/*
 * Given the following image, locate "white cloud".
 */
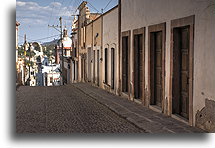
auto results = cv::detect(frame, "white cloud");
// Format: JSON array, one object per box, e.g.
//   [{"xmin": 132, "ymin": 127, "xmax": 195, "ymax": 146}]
[
  {"xmin": 16, "ymin": 1, "xmax": 26, "ymax": 7},
  {"xmin": 16, "ymin": 1, "xmax": 75, "ymax": 26},
  {"xmin": 50, "ymin": 2, "xmax": 62, "ymax": 8}
]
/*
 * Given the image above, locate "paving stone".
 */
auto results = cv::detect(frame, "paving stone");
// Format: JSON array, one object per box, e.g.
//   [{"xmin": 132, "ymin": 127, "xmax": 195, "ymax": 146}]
[
  {"xmin": 73, "ymin": 83, "xmax": 205, "ymax": 133},
  {"xmin": 16, "ymin": 85, "xmax": 145, "ymax": 133}
]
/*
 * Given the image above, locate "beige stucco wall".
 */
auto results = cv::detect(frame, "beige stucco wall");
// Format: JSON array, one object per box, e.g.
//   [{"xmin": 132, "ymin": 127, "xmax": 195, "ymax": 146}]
[
  {"xmin": 86, "ymin": 23, "xmax": 92, "ymax": 46},
  {"xmin": 92, "ymin": 17, "xmax": 102, "ymax": 85},
  {"xmin": 103, "ymin": 7, "xmax": 119, "ymax": 93},
  {"xmin": 93, "ymin": 17, "xmax": 102, "ymax": 47},
  {"xmin": 121, "ymin": 0, "xmax": 215, "ymax": 127}
]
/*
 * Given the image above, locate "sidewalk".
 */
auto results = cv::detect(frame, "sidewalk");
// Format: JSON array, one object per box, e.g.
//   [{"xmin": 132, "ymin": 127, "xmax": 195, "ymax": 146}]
[{"xmin": 73, "ymin": 83, "xmax": 205, "ymax": 133}]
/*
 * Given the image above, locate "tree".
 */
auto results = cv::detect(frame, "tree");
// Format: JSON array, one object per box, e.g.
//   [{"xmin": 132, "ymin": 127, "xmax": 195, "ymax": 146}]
[{"xmin": 43, "ymin": 44, "xmax": 55, "ymax": 60}]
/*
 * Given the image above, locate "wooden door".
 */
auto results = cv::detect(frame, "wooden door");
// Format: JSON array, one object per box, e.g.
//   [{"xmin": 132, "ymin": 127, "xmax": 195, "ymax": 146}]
[
  {"xmin": 111, "ymin": 48, "xmax": 115, "ymax": 89},
  {"xmin": 173, "ymin": 27, "xmax": 190, "ymax": 119},
  {"xmin": 88, "ymin": 48, "xmax": 91, "ymax": 82},
  {"xmin": 134, "ymin": 34, "xmax": 143, "ymax": 99},
  {"xmin": 154, "ymin": 32, "xmax": 162, "ymax": 107},
  {"xmin": 104, "ymin": 48, "xmax": 108, "ymax": 84},
  {"xmin": 97, "ymin": 50, "xmax": 99, "ymax": 86},
  {"xmin": 150, "ymin": 31, "xmax": 163, "ymax": 108},
  {"xmin": 122, "ymin": 36, "xmax": 129, "ymax": 93},
  {"xmin": 93, "ymin": 50, "xmax": 95, "ymax": 83}
]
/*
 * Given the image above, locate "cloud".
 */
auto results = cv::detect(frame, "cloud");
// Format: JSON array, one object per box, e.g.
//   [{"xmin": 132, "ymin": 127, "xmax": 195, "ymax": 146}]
[
  {"xmin": 16, "ymin": 1, "xmax": 75, "ymax": 26},
  {"xmin": 50, "ymin": 2, "xmax": 62, "ymax": 8}
]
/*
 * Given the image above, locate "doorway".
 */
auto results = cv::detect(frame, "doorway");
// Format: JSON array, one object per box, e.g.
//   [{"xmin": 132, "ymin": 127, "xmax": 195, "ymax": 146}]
[
  {"xmin": 172, "ymin": 27, "xmax": 190, "ymax": 119},
  {"xmin": 97, "ymin": 49, "xmax": 100, "ymax": 86},
  {"xmin": 88, "ymin": 47, "xmax": 92, "ymax": 82},
  {"xmin": 148, "ymin": 23, "xmax": 165, "ymax": 110},
  {"xmin": 133, "ymin": 34, "xmax": 143, "ymax": 99},
  {"xmin": 111, "ymin": 48, "xmax": 115, "ymax": 89},
  {"xmin": 171, "ymin": 15, "xmax": 194, "ymax": 123},
  {"xmin": 122, "ymin": 36, "xmax": 129, "ymax": 93},
  {"xmin": 150, "ymin": 31, "xmax": 163, "ymax": 107}
]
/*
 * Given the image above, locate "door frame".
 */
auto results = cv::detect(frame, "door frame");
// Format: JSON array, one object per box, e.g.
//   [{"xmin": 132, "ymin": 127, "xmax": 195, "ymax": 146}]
[
  {"xmin": 170, "ymin": 15, "xmax": 195, "ymax": 125},
  {"xmin": 133, "ymin": 27, "xmax": 145, "ymax": 104},
  {"xmin": 148, "ymin": 23, "xmax": 166, "ymax": 112},
  {"xmin": 120, "ymin": 30, "xmax": 131, "ymax": 98}
]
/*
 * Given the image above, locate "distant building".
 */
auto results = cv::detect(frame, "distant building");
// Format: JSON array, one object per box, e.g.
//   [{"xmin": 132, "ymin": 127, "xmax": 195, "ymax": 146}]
[
  {"xmin": 16, "ymin": 21, "xmax": 21, "ymax": 84},
  {"xmin": 42, "ymin": 64, "xmax": 61, "ymax": 86}
]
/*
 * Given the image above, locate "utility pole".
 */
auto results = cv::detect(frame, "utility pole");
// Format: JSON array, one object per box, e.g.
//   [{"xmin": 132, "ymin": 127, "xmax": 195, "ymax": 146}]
[
  {"xmin": 48, "ymin": 17, "xmax": 64, "ymax": 85},
  {"xmin": 28, "ymin": 43, "xmax": 32, "ymax": 86},
  {"xmin": 59, "ymin": 17, "xmax": 64, "ymax": 85}
]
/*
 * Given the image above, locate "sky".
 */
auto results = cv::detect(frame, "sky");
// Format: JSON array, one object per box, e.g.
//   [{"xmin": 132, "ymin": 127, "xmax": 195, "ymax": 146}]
[{"xmin": 16, "ymin": 0, "xmax": 118, "ymax": 45}]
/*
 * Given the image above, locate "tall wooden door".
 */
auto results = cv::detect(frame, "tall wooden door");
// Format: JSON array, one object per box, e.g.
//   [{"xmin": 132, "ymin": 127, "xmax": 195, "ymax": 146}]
[
  {"xmin": 97, "ymin": 50, "xmax": 100, "ymax": 86},
  {"xmin": 122, "ymin": 36, "xmax": 129, "ymax": 93},
  {"xmin": 111, "ymin": 48, "xmax": 115, "ymax": 89},
  {"xmin": 134, "ymin": 34, "xmax": 143, "ymax": 99},
  {"xmin": 154, "ymin": 32, "xmax": 162, "ymax": 107},
  {"xmin": 172, "ymin": 27, "xmax": 190, "ymax": 119},
  {"xmin": 93, "ymin": 50, "xmax": 95, "ymax": 83},
  {"xmin": 88, "ymin": 48, "xmax": 92, "ymax": 82},
  {"xmin": 150, "ymin": 31, "xmax": 163, "ymax": 108}
]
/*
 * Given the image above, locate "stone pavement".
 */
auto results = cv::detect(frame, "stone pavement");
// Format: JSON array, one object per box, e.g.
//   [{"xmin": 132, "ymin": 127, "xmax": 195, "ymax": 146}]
[
  {"xmin": 73, "ymin": 83, "xmax": 205, "ymax": 133},
  {"xmin": 16, "ymin": 85, "xmax": 145, "ymax": 133}
]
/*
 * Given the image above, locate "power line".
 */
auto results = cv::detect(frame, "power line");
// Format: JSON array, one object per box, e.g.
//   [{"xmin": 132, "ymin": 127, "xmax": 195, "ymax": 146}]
[
  {"xmin": 87, "ymin": 1, "xmax": 100, "ymax": 13},
  {"xmin": 103, "ymin": 0, "xmax": 113, "ymax": 11},
  {"xmin": 18, "ymin": 34, "xmax": 59, "ymax": 42}
]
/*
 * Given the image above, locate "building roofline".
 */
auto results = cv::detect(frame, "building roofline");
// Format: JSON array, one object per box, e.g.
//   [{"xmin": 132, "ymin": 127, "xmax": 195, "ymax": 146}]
[
  {"xmin": 78, "ymin": 1, "xmax": 87, "ymax": 10},
  {"xmin": 86, "ymin": 5, "xmax": 118, "ymax": 26}
]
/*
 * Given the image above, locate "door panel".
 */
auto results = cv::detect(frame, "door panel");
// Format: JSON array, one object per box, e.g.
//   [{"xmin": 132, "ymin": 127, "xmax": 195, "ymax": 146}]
[
  {"xmin": 180, "ymin": 27, "xmax": 189, "ymax": 119},
  {"xmin": 154, "ymin": 32, "xmax": 162, "ymax": 108},
  {"xmin": 88, "ymin": 48, "xmax": 91, "ymax": 82},
  {"xmin": 111, "ymin": 48, "xmax": 115, "ymax": 89},
  {"xmin": 134, "ymin": 34, "xmax": 143, "ymax": 99},
  {"xmin": 122, "ymin": 36, "xmax": 129, "ymax": 93},
  {"xmin": 172, "ymin": 27, "xmax": 190, "ymax": 119},
  {"xmin": 97, "ymin": 50, "xmax": 99, "ymax": 86}
]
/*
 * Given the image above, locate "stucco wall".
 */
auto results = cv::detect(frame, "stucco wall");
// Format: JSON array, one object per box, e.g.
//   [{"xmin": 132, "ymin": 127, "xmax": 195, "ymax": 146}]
[
  {"xmin": 103, "ymin": 7, "xmax": 119, "ymax": 93},
  {"xmin": 121, "ymin": 0, "xmax": 215, "ymax": 130},
  {"xmin": 93, "ymin": 17, "xmax": 102, "ymax": 47},
  {"xmin": 86, "ymin": 23, "xmax": 92, "ymax": 46}
]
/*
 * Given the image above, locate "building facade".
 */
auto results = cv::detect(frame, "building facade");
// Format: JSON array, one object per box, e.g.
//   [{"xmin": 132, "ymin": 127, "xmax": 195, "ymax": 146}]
[
  {"xmin": 75, "ymin": 0, "xmax": 215, "ymax": 132},
  {"xmin": 119, "ymin": 0, "xmax": 215, "ymax": 132},
  {"xmin": 102, "ymin": 6, "xmax": 119, "ymax": 94}
]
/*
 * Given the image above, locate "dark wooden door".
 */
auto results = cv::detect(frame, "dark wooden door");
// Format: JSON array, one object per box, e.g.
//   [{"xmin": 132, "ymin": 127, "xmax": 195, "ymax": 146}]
[
  {"xmin": 173, "ymin": 27, "xmax": 190, "ymax": 119},
  {"xmin": 150, "ymin": 31, "xmax": 163, "ymax": 107},
  {"xmin": 105, "ymin": 48, "xmax": 108, "ymax": 84},
  {"xmin": 97, "ymin": 50, "xmax": 99, "ymax": 86},
  {"xmin": 134, "ymin": 34, "xmax": 143, "ymax": 99},
  {"xmin": 93, "ymin": 50, "xmax": 95, "ymax": 83},
  {"xmin": 88, "ymin": 48, "xmax": 91, "ymax": 82},
  {"xmin": 111, "ymin": 48, "xmax": 115, "ymax": 89},
  {"xmin": 154, "ymin": 32, "xmax": 162, "ymax": 107},
  {"xmin": 122, "ymin": 36, "xmax": 129, "ymax": 93}
]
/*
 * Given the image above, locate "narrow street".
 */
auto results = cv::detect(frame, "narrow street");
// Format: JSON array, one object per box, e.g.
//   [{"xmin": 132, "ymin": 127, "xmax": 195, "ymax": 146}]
[
  {"xmin": 16, "ymin": 84, "xmax": 145, "ymax": 133},
  {"xmin": 16, "ymin": 83, "xmax": 204, "ymax": 133}
]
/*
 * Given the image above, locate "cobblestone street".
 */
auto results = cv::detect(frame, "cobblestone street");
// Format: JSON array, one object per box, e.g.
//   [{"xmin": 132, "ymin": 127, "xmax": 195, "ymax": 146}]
[
  {"xmin": 16, "ymin": 85, "xmax": 145, "ymax": 133},
  {"xmin": 16, "ymin": 83, "xmax": 204, "ymax": 133}
]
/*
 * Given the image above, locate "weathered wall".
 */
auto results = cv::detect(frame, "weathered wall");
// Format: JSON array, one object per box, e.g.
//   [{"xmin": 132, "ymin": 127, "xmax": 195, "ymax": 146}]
[
  {"xmin": 92, "ymin": 17, "xmax": 102, "ymax": 85},
  {"xmin": 93, "ymin": 17, "xmax": 102, "ymax": 47},
  {"xmin": 86, "ymin": 23, "xmax": 92, "ymax": 47},
  {"xmin": 85, "ymin": 23, "xmax": 93, "ymax": 81},
  {"xmin": 121, "ymin": 0, "xmax": 215, "ymax": 132},
  {"xmin": 103, "ymin": 7, "xmax": 119, "ymax": 93}
]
